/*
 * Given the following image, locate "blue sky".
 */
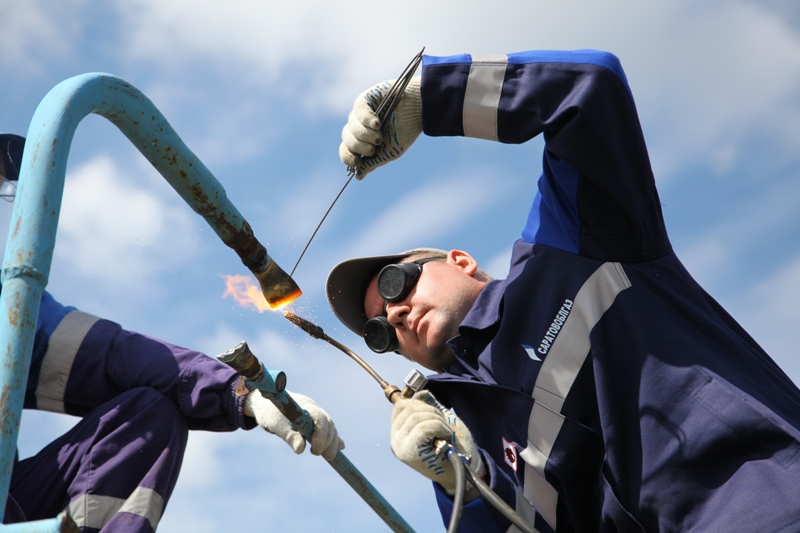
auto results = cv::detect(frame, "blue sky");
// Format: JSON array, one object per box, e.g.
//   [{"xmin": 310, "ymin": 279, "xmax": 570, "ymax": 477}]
[{"xmin": 2, "ymin": 1, "xmax": 800, "ymax": 531}]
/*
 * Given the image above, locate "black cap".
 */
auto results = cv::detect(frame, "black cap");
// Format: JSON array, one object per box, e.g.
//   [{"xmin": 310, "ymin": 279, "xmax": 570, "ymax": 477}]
[
  {"xmin": 325, "ymin": 248, "xmax": 446, "ymax": 336},
  {"xmin": 0, "ymin": 134, "xmax": 26, "ymax": 182}
]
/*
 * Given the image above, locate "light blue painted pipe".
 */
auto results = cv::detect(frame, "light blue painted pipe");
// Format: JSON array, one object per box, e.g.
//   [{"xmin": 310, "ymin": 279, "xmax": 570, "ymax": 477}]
[
  {"xmin": 0, "ymin": 73, "xmax": 347, "ymax": 527},
  {"xmin": 0, "ymin": 512, "xmax": 77, "ymax": 532}
]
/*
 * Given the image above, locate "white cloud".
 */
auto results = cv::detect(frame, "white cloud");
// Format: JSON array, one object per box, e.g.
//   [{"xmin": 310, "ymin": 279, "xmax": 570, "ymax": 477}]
[
  {"xmin": 483, "ymin": 246, "xmax": 514, "ymax": 280},
  {"xmin": 729, "ymin": 253, "xmax": 800, "ymax": 385},
  {"xmin": 0, "ymin": 1, "xmax": 84, "ymax": 79},
  {"xmin": 54, "ymin": 154, "xmax": 200, "ymax": 297},
  {"xmin": 344, "ymin": 174, "xmax": 504, "ymax": 259},
  {"xmin": 674, "ymin": 170, "xmax": 800, "ymax": 290},
  {"xmin": 16, "ymin": 410, "xmax": 79, "ymax": 460},
  {"xmin": 87, "ymin": 0, "xmax": 800, "ymax": 219},
  {"xmin": 626, "ymin": 2, "xmax": 800, "ymax": 181},
  {"xmin": 192, "ymin": 320, "xmax": 305, "ymax": 368},
  {"xmin": 270, "ymin": 168, "xmax": 356, "ymax": 251}
]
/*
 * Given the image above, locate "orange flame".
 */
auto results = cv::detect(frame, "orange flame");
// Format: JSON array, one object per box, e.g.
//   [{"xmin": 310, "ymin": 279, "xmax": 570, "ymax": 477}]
[{"xmin": 222, "ymin": 274, "xmax": 273, "ymax": 313}]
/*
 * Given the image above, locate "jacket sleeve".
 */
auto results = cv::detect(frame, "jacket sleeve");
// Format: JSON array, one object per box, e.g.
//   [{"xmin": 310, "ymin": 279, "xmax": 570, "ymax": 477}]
[
  {"xmin": 25, "ymin": 289, "xmax": 253, "ymax": 432},
  {"xmin": 420, "ymin": 49, "xmax": 671, "ymax": 263}
]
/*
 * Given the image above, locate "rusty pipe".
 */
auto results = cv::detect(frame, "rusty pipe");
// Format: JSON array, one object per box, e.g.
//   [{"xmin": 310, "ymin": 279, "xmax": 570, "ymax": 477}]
[
  {"xmin": 0, "ymin": 72, "xmax": 302, "ymax": 520},
  {"xmin": 237, "ymin": 240, "xmax": 301, "ymax": 309}
]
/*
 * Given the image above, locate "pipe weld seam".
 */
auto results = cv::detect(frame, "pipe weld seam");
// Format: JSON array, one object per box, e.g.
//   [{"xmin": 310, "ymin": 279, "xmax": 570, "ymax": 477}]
[{"xmin": 1, "ymin": 266, "xmax": 48, "ymax": 284}]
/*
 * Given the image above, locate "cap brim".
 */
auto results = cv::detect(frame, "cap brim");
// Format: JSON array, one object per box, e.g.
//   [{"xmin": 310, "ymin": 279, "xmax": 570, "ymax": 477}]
[
  {"xmin": 326, "ymin": 252, "xmax": 414, "ymax": 337},
  {"xmin": 326, "ymin": 248, "xmax": 447, "ymax": 337}
]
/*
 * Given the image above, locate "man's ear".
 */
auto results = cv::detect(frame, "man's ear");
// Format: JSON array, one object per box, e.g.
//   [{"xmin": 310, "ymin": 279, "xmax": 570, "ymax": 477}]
[{"xmin": 447, "ymin": 249, "xmax": 479, "ymax": 277}]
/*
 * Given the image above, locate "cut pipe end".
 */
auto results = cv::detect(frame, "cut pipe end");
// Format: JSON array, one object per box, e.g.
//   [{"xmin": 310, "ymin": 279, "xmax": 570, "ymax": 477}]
[
  {"xmin": 266, "ymin": 287, "xmax": 303, "ymax": 309},
  {"xmin": 253, "ymin": 255, "xmax": 303, "ymax": 309}
]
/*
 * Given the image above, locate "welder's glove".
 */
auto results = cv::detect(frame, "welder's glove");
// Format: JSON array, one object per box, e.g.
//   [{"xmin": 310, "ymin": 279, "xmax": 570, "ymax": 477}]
[
  {"xmin": 245, "ymin": 390, "xmax": 345, "ymax": 461},
  {"xmin": 339, "ymin": 77, "xmax": 422, "ymax": 180},
  {"xmin": 391, "ymin": 390, "xmax": 485, "ymax": 496}
]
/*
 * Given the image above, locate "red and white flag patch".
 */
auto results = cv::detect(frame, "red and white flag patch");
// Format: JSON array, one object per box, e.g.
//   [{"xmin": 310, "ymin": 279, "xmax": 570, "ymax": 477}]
[{"xmin": 502, "ymin": 437, "xmax": 518, "ymax": 472}]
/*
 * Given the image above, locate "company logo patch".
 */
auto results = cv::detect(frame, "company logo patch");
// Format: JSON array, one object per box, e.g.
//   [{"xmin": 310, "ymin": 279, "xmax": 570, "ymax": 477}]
[
  {"xmin": 522, "ymin": 344, "xmax": 541, "ymax": 362},
  {"xmin": 502, "ymin": 437, "xmax": 518, "ymax": 472}
]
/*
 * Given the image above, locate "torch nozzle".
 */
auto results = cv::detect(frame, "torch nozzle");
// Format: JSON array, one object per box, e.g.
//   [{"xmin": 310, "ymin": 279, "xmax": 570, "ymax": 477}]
[{"xmin": 217, "ymin": 340, "xmax": 263, "ymax": 380}]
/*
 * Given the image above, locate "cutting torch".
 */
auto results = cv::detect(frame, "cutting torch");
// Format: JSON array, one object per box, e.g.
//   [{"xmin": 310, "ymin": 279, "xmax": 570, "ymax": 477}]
[{"xmin": 279, "ymin": 311, "xmax": 537, "ymax": 533}]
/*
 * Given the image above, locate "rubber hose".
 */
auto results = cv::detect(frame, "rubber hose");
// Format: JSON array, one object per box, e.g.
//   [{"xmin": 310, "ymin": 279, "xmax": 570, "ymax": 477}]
[
  {"xmin": 462, "ymin": 464, "xmax": 536, "ymax": 533},
  {"xmin": 446, "ymin": 449, "xmax": 466, "ymax": 533}
]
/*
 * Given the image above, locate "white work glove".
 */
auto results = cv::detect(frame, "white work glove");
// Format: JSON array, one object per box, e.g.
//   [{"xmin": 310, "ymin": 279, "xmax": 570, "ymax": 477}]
[
  {"xmin": 391, "ymin": 390, "xmax": 485, "ymax": 495},
  {"xmin": 339, "ymin": 77, "xmax": 423, "ymax": 180},
  {"xmin": 245, "ymin": 390, "xmax": 345, "ymax": 461}
]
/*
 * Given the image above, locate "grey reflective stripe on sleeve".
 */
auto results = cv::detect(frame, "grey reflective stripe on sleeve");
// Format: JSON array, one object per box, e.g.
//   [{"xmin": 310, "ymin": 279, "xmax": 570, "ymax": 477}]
[
  {"xmin": 504, "ymin": 485, "xmax": 541, "ymax": 533},
  {"xmin": 36, "ymin": 310, "xmax": 100, "ymax": 413},
  {"xmin": 519, "ymin": 403, "xmax": 562, "ymax": 527},
  {"xmin": 519, "ymin": 262, "xmax": 632, "ymax": 530},
  {"xmin": 463, "ymin": 54, "xmax": 508, "ymax": 141},
  {"xmin": 67, "ymin": 487, "xmax": 164, "ymax": 531}
]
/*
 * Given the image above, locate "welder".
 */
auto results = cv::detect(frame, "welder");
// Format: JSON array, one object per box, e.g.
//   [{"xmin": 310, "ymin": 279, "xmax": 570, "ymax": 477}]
[
  {"xmin": 327, "ymin": 49, "xmax": 800, "ymax": 532},
  {"xmin": 0, "ymin": 133, "xmax": 344, "ymax": 531}
]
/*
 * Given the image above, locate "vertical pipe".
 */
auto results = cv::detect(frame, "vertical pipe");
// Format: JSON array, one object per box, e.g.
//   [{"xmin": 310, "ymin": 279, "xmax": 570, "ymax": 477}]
[
  {"xmin": 0, "ymin": 512, "xmax": 78, "ymax": 532},
  {"xmin": 0, "ymin": 73, "xmax": 298, "ymax": 519}
]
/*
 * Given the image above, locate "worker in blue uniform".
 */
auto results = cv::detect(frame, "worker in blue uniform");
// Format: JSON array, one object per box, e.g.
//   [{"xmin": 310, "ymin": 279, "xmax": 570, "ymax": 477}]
[
  {"xmin": 1, "ymin": 133, "xmax": 344, "ymax": 532},
  {"xmin": 327, "ymin": 50, "xmax": 800, "ymax": 532}
]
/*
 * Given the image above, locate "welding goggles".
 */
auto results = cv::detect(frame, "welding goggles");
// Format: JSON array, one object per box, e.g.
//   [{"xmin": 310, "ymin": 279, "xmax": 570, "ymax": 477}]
[{"xmin": 363, "ymin": 256, "xmax": 444, "ymax": 353}]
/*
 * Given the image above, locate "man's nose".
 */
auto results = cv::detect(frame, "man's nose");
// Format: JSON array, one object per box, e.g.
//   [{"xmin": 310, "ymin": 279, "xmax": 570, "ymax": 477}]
[{"xmin": 385, "ymin": 301, "xmax": 410, "ymax": 328}]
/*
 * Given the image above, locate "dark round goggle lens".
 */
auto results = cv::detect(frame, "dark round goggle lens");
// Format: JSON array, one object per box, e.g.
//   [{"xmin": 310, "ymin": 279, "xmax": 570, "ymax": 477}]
[
  {"xmin": 377, "ymin": 262, "xmax": 422, "ymax": 302},
  {"xmin": 363, "ymin": 316, "xmax": 398, "ymax": 353}
]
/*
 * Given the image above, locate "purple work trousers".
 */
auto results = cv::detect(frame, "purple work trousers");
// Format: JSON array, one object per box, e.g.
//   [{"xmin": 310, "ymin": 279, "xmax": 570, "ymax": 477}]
[{"xmin": 8, "ymin": 387, "xmax": 188, "ymax": 532}]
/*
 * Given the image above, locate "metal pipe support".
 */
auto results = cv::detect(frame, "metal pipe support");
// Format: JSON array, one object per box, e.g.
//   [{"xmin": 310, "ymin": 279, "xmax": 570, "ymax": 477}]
[{"xmin": 0, "ymin": 72, "xmax": 298, "ymax": 521}]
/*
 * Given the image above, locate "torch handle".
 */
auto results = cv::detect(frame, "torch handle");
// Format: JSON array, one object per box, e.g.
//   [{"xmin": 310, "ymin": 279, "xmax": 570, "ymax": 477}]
[
  {"xmin": 217, "ymin": 341, "xmax": 312, "ymax": 436},
  {"xmin": 216, "ymin": 341, "xmax": 417, "ymax": 533}
]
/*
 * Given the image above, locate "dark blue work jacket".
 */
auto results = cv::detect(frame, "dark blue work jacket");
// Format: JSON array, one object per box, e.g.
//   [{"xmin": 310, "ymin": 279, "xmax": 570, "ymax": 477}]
[{"xmin": 418, "ymin": 49, "xmax": 800, "ymax": 533}]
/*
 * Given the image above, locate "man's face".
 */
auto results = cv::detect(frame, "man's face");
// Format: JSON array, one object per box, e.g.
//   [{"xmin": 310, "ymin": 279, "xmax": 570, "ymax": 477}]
[{"xmin": 363, "ymin": 250, "xmax": 487, "ymax": 372}]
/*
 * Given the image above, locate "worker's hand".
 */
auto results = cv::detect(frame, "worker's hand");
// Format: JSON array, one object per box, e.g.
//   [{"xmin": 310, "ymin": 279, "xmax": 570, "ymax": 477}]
[
  {"xmin": 245, "ymin": 390, "xmax": 345, "ymax": 460},
  {"xmin": 391, "ymin": 390, "xmax": 485, "ymax": 495},
  {"xmin": 339, "ymin": 77, "xmax": 422, "ymax": 180}
]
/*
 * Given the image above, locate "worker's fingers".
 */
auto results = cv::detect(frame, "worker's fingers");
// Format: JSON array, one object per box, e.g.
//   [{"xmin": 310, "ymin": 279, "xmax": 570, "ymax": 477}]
[
  {"xmin": 338, "ymin": 79, "xmax": 396, "ymax": 170},
  {"xmin": 341, "ymin": 113, "xmax": 381, "ymax": 157},
  {"xmin": 293, "ymin": 393, "xmax": 345, "ymax": 461},
  {"xmin": 352, "ymin": 102, "xmax": 382, "ymax": 132},
  {"xmin": 391, "ymin": 397, "xmax": 451, "ymax": 454},
  {"xmin": 339, "ymin": 142, "xmax": 362, "ymax": 169},
  {"xmin": 394, "ymin": 410, "xmax": 451, "ymax": 450},
  {"xmin": 308, "ymin": 414, "xmax": 346, "ymax": 461},
  {"xmin": 282, "ymin": 430, "xmax": 307, "ymax": 455}
]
